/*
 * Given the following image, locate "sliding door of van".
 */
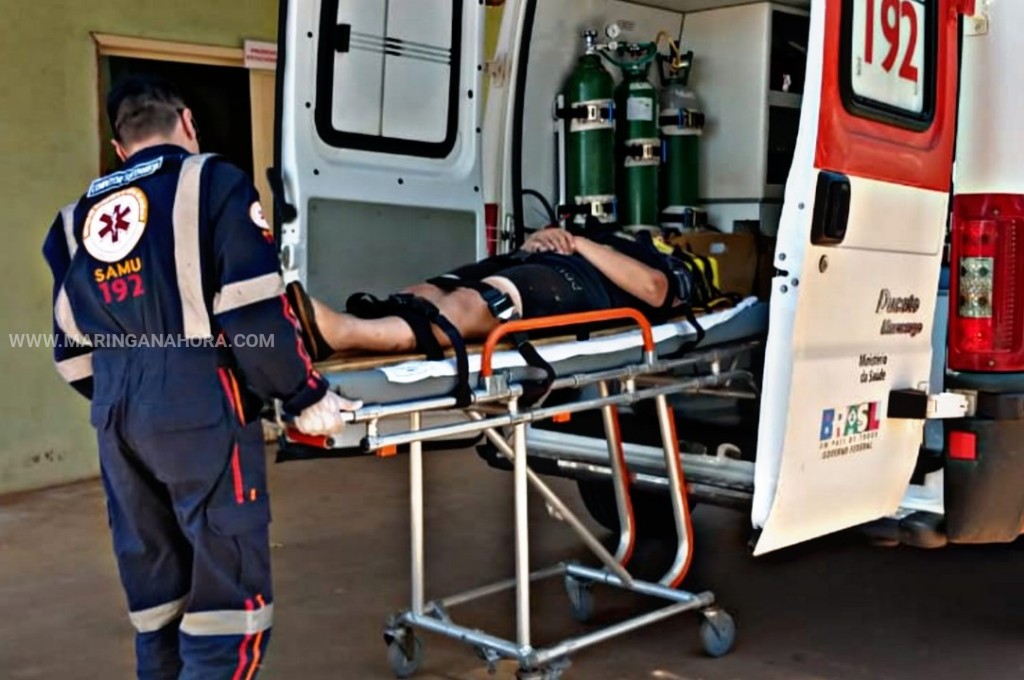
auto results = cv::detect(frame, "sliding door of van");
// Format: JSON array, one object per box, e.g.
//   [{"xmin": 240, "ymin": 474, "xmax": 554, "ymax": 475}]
[
  {"xmin": 752, "ymin": 0, "xmax": 963, "ymax": 555},
  {"xmin": 277, "ymin": 0, "xmax": 485, "ymax": 307}
]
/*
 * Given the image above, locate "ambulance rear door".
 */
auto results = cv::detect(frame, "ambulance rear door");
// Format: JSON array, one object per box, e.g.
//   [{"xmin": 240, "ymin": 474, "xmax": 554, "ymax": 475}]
[
  {"xmin": 752, "ymin": 0, "xmax": 964, "ymax": 555},
  {"xmin": 276, "ymin": 0, "xmax": 486, "ymax": 307}
]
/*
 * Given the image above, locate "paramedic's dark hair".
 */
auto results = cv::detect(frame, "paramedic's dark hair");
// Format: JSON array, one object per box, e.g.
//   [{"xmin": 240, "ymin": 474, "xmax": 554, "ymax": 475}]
[{"xmin": 107, "ymin": 75, "xmax": 187, "ymax": 145}]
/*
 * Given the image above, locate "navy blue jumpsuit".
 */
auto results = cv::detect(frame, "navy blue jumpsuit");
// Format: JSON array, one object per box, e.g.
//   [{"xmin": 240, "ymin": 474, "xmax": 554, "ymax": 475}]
[{"xmin": 42, "ymin": 145, "xmax": 328, "ymax": 679}]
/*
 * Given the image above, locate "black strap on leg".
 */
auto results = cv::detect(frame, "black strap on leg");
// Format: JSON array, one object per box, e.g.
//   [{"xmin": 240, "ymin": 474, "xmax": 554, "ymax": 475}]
[
  {"xmin": 346, "ymin": 292, "xmax": 444, "ymax": 359},
  {"xmin": 346, "ymin": 292, "xmax": 474, "ymax": 406},
  {"xmin": 427, "ymin": 276, "xmax": 557, "ymax": 405}
]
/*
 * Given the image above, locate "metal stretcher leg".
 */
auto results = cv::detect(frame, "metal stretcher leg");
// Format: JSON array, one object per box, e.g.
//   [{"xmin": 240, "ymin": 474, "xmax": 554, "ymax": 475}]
[
  {"xmin": 511, "ymin": 399, "xmax": 532, "ymax": 649},
  {"xmin": 382, "ymin": 412, "xmax": 427, "ymax": 678},
  {"xmin": 473, "ymin": 418, "xmax": 634, "ymax": 586},
  {"xmin": 410, "ymin": 412, "xmax": 425, "ymax": 614},
  {"xmin": 597, "ymin": 381, "xmax": 635, "ymax": 567},
  {"xmin": 654, "ymin": 394, "xmax": 695, "ymax": 588}
]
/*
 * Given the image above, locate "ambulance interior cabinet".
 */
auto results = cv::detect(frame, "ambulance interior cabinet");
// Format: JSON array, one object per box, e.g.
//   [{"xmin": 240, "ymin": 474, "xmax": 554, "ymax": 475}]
[{"xmin": 681, "ymin": 1, "xmax": 809, "ymax": 235}]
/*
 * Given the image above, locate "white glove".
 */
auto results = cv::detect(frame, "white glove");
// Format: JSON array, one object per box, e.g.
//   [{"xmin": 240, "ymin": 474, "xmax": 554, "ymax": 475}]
[{"xmin": 293, "ymin": 391, "xmax": 362, "ymax": 436}]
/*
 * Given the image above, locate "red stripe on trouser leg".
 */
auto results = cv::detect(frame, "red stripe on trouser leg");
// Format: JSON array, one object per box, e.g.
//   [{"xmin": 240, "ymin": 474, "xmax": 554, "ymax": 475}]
[
  {"xmin": 220, "ymin": 368, "xmax": 246, "ymax": 505},
  {"xmin": 231, "ymin": 444, "xmax": 244, "ymax": 505},
  {"xmin": 245, "ymin": 595, "xmax": 268, "ymax": 680},
  {"xmin": 218, "ymin": 368, "xmax": 245, "ymax": 425},
  {"xmin": 231, "ymin": 599, "xmax": 255, "ymax": 680}
]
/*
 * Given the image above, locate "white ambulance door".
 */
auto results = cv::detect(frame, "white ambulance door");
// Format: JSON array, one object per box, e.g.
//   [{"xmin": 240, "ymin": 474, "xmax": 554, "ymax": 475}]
[
  {"xmin": 752, "ymin": 0, "xmax": 964, "ymax": 555},
  {"xmin": 277, "ymin": 0, "xmax": 485, "ymax": 306}
]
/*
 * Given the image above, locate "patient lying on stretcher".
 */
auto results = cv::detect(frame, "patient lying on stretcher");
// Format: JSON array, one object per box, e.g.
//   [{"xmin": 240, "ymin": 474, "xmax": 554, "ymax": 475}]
[{"xmin": 286, "ymin": 227, "xmax": 723, "ymax": 363}]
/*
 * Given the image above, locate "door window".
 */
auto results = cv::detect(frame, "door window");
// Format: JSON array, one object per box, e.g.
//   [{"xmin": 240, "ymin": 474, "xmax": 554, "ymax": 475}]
[
  {"xmin": 315, "ymin": 0, "xmax": 463, "ymax": 158},
  {"xmin": 841, "ymin": 0, "xmax": 936, "ymax": 130}
]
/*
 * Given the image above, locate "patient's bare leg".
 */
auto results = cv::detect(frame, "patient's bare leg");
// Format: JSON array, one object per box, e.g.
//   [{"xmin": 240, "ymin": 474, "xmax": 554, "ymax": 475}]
[{"xmin": 311, "ymin": 277, "xmax": 522, "ymax": 353}]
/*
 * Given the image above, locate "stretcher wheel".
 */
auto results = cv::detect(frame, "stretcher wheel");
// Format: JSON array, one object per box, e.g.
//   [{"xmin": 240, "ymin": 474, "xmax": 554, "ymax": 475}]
[
  {"xmin": 386, "ymin": 632, "xmax": 424, "ymax": 678},
  {"xmin": 699, "ymin": 608, "xmax": 736, "ymax": 658},
  {"xmin": 564, "ymin": 574, "xmax": 594, "ymax": 623}
]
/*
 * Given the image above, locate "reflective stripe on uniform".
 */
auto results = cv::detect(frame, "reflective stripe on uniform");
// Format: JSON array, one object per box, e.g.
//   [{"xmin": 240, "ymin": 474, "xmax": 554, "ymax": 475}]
[
  {"xmin": 60, "ymin": 202, "xmax": 78, "ymax": 259},
  {"xmin": 173, "ymin": 153, "xmax": 216, "ymax": 339},
  {"xmin": 129, "ymin": 596, "xmax": 188, "ymax": 633},
  {"xmin": 180, "ymin": 602, "xmax": 274, "ymax": 637},
  {"xmin": 56, "ymin": 353, "xmax": 93, "ymax": 383},
  {"xmin": 54, "ymin": 286, "xmax": 91, "ymax": 346},
  {"xmin": 213, "ymin": 273, "xmax": 286, "ymax": 316}
]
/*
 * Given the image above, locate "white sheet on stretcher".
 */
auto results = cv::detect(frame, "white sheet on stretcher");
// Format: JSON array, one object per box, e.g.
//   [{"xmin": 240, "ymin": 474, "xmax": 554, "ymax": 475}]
[{"xmin": 377, "ymin": 298, "xmax": 759, "ymax": 385}]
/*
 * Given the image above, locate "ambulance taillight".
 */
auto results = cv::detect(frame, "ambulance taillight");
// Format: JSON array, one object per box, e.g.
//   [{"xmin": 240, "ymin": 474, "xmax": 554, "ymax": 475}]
[{"xmin": 948, "ymin": 195, "xmax": 1024, "ymax": 372}]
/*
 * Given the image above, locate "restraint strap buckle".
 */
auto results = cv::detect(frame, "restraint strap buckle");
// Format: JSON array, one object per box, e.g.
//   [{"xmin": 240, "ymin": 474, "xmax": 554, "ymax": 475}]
[{"xmin": 480, "ymin": 287, "xmax": 520, "ymax": 322}]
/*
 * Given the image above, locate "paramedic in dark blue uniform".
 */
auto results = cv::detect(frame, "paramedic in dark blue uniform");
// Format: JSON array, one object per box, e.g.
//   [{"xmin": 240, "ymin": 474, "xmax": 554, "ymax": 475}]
[{"xmin": 42, "ymin": 75, "xmax": 359, "ymax": 679}]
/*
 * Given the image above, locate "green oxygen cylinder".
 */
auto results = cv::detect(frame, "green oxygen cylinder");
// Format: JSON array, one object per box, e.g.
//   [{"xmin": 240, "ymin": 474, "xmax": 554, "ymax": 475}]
[
  {"xmin": 658, "ymin": 51, "xmax": 706, "ymax": 231},
  {"xmin": 558, "ymin": 30, "xmax": 617, "ymax": 228},
  {"xmin": 609, "ymin": 43, "xmax": 661, "ymax": 233}
]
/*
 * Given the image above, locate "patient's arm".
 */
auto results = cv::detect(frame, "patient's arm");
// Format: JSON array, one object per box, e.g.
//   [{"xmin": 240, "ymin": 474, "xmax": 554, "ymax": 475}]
[
  {"xmin": 521, "ymin": 228, "xmax": 575, "ymax": 255},
  {"xmin": 573, "ymin": 236, "xmax": 669, "ymax": 308}
]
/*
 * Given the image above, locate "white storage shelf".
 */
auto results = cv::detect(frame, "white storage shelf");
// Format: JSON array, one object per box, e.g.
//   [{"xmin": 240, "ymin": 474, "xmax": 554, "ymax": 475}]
[{"xmin": 681, "ymin": 1, "xmax": 808, "ymax": 233}]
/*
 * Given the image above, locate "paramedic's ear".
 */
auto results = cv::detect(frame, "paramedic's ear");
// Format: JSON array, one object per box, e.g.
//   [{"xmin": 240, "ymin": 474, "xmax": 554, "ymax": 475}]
[
  {"xmin": 111, "ymin": 138, "xmax": 129, "ymax": 163},
  {"xmin": 179, "ymin": 107, "xmax": 201, "ymax": 153}
]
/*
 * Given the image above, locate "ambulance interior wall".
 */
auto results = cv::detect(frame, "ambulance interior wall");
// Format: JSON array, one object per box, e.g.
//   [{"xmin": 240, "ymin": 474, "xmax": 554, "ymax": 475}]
[{"xmin": 0, "ymin": 0, "xmax": 279, "ymax": 496}]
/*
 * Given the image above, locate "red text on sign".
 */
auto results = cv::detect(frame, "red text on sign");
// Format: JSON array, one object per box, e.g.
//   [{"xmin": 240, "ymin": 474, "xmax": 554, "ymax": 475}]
[{"xmin": 864, "ymin": 0, "xmax": 920, "ymax": 84}]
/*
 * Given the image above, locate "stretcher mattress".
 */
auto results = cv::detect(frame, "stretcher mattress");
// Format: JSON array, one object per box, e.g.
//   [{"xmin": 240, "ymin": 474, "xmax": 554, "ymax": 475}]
[{"xmin": 319, "ymin": 297, "xmax": 767, "ymax": 405}]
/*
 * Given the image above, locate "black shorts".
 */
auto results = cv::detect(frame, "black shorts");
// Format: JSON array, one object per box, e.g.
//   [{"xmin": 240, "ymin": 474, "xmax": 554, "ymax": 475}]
[{"xmin": 441, "ymin": 253, "xmax": 611, "ymax": 318}]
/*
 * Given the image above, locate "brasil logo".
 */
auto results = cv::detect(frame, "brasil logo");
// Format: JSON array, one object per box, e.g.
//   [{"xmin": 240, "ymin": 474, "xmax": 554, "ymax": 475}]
[{"xmin": 820, "ymin": 402, "xmax": 882, "ymax": 442}]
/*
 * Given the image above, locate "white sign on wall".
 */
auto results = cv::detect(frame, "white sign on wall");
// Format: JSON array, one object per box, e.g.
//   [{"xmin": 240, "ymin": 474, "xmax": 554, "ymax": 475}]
[{"xmin": 850, "ymin": 0, "xmax": 927, "ymax": 114}]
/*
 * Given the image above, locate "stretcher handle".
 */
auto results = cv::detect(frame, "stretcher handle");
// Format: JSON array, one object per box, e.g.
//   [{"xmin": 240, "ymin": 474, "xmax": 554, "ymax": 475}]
[
  {"xmin": 481, "ymin": 308, "xmax": 656, "ymax": 378},
  {"xmin": 284, "ymin": 427, "xmax": 332, "ymax": 449}
]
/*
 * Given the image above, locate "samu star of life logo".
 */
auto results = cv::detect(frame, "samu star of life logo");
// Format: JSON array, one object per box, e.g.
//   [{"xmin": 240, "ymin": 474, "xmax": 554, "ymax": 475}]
[{"xmin": 83, "ymin": 187, "xmax": 149, "ymax": 263}]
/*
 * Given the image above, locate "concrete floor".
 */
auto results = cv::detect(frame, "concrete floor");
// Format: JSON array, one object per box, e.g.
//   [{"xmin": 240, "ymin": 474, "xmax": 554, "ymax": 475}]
[{"xmin": 4, "ymin": 447, "xmax": 1024, "ymax": 679}]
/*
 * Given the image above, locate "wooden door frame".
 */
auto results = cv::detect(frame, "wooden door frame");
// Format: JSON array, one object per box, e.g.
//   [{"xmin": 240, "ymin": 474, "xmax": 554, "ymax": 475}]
[
  {"xmin": 92, "ymin": 33, "xmax": 276, "ymax": 215},
  {"xmin": 93, "ymin": 33, "xmax": 246, "ymax": 67}
]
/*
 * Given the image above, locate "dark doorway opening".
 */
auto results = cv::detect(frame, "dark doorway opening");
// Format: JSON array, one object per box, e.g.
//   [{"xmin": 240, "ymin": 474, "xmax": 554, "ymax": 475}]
[{"xmin": 98, "ymin": 57, "xmax": 253, "ymax": 177}]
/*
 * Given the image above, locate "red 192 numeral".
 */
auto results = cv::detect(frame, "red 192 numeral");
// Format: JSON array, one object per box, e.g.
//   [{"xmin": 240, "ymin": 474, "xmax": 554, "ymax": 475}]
[
  {"xmin": 98, "ymin": 274, "xmax": 145, "ymax": 304},
  {"xmin": 864, "ymin": 0, "xmax": 919, "ymax": 84}
]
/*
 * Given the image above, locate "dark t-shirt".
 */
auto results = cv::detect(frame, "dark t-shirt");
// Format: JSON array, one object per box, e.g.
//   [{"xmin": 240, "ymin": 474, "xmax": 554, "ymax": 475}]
[
  {"xmin": 445, "ymin": 230, "xmax": 681, "ymax": 319},
  {"xmin": 527, "ymin": 232, "xmax": 677, "ymax": 317}
]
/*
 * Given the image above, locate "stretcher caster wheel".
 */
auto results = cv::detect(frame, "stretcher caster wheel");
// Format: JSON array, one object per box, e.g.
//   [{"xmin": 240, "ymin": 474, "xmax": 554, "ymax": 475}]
[
  {"xmin": 699, "ymin": 608, "xmax": 736, "ymax": 658},
  {"xmin": 385, "ymin": 631, "xmax": 424, "ymax": 678},
  {"xmin": 564, "ymin": 574, "xmax": 594, "ymax": 623}
]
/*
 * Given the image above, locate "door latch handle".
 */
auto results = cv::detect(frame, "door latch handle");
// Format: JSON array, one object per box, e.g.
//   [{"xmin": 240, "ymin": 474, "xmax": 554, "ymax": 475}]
[
  {"xmin": 332, "ymin": 22, "xmax": 352, "ymax": 53},
  {"xmin": 266, "ymin": 167, "xmax": 298, "ymax": 225},
  {"xmin": 810, "ymin": 171, "xmax": 851, "ymax": 246}
]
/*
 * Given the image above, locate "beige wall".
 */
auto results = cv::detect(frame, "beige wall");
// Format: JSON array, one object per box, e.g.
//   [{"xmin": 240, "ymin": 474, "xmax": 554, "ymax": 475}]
[{"xmin": 0, "ymin": 0, "xmax": 278, "ymax": 494}]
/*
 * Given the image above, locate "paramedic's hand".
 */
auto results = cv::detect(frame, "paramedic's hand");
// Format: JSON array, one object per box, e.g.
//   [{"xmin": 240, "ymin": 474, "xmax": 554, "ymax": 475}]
[
  {"xmin": 521, "ymin": 228, "xmax": 575, "ymax": 255},
  {"xmin": 293, "ymin": 391, "xmax": 362, "ymax": 436}
]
